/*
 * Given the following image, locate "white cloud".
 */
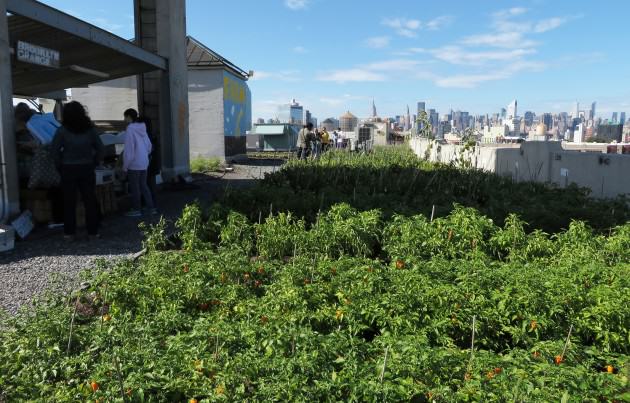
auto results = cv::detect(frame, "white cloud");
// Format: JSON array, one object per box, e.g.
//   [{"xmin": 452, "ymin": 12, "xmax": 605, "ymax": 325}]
[
  {"xmin": 382, "ymin": 18, "xmax": 422, "ymax": 37},
  {"xmin": 319, "ymin": 97, "xmax": 344, "ymax": 106},
  {"xmin": 251, "ymin": 70, "xmax": 301, "ymax": 82},
  {"xmin": 292, "ymin": 46, "xmax": 307, "ymax": 54},
  {"xmin": 285, "ymin": 0, "xmax": 309, "ymax": 10},
  {"xmin": 461, "ymin": 32, "xmax": 537, "ymax": 48},
  {"xmin": 382, "ymin": 15, "xmax": 453, "ymax": 37},
  {"xmin": 431, "ymin": 46, "xmax": 536, "ymax": 66},
  {"xmin": 367, "ymin": 59, "xmax": 427, "ymax": 71},
  {"xmin": 365, "ymin": 36, "xmax": 391, "ymax": 49},
  {"xmin": 317, "ymin": 69, "xmax": 387, "ymax": 83},
  {"xmin": 435, "ymin": 73, "xmax": 510, "ymax": 88},
  {"xmin": 493, "ymin": 7, "xmax": 528, "ymax": 19},
  {"xmin": 533, "ymin": 17, "xmax": 568, "ymax": 33},
  {"xmin": 425, "ymin": 15, "xmax": 455, "ymax": 31},
  {"xmin": 434, "ymin": 60, "xmax": 545, "ymax": 88}
]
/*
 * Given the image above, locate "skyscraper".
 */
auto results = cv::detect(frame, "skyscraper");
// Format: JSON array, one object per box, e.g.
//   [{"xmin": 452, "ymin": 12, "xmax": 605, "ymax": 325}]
[
  {"xmin": 591, "ymin": 102, "xmax": 596, "ymax": 120},
  {"xmin": 371, "ymin": 99, "xmax": 377, "ymax": 118},
  {"xmin": 277, "ymin": 99, "xmax": 304, "ymax": 125},
  {"xmin": 524, "ymin": 111, "xmax": 534, "ymax": 127},
  {"xmin": 404, "ymin": 105, "xmax": 411, "ymax": 131},
  {"xmin": 573, "ymin": 101, "xmax": 580, "ymax": 118},
  {"xmin": 542, "ymin": 113, "xmax": 553, "ymax": 131},
  {"xmin": 507, "ymin": 100, "xmax": 517, "ymax": 119},
  {"xmin": 620, "ymin": 112, "xmax": 626, "ymax": 125},
  {"xmin": 612, "ymin": 112, "xmax": 618, "ymax": 123}
]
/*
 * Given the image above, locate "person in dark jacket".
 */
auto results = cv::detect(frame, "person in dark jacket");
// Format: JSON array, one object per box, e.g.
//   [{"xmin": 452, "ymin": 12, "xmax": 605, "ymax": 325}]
[{"xmin": 51, "ymin": 102, "xmax": 104, "ymax": 240}]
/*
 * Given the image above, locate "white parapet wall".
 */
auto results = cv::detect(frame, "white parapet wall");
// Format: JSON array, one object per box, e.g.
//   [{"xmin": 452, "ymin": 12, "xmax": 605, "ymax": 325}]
[{"xmin": 409, "ymin": 138, "xmax": 630, "ymax": 199}]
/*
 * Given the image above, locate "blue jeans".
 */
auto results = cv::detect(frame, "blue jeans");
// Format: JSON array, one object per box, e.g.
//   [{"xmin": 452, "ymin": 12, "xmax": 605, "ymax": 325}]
[{"xmin": 128, "ymin": 170, "xmax": 154, "ymax": 211}]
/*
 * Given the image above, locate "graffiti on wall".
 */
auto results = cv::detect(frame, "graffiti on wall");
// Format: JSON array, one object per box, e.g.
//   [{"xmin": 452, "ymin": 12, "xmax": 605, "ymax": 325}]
[{"xmin": 223, "ymin": 71, "xmax": 252, "ymax": 137}]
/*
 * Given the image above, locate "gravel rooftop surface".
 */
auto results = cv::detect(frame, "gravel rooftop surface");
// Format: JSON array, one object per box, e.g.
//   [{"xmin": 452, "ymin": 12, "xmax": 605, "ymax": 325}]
[{"xmin": 0, "ymin": 161, "xmax": 281, "ymax": 315}]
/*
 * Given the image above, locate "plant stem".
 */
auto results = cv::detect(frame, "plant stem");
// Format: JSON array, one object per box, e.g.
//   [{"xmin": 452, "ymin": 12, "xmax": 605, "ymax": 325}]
[
  {"xmin": 114, "ymin": 354, "xmax": 127, "ymax": 402},
  {"xmin": 379, "ymin": 346, "xmax": 389, "ymax": 384},
  {"xmin": 561, "ymin": 324, "xmax": 573, "ymax": 359},
  {"xmin": 67, "ymin": 295, "xmax": 79, "ymax": 355}
]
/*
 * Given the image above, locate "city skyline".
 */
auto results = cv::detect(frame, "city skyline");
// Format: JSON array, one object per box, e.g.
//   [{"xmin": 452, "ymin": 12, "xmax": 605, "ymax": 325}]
[{"xmin": 40, "ymin": 0, "xmax": 630, "ymax": 120}]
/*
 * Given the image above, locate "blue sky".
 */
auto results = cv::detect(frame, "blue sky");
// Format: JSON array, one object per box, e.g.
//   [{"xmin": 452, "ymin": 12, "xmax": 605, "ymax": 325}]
[{"xmin": 40, "ymin": 0, "xmax": 630, "ymax": 121}]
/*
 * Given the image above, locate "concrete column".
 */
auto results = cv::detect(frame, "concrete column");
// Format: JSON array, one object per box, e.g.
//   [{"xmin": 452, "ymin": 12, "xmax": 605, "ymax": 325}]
[
  {"xmin": 135, "ymin": 0, "xmax": 189, "ymax": 181},
  {"xmin": 0, "ymin": 0, "xmax": 20, "ymax": 221}
]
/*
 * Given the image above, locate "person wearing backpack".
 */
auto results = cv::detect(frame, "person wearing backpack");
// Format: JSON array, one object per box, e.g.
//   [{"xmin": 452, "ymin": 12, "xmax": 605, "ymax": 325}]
[{"xmin": 122, "ymin": 109, "xmax": 155, "ymax": 217}]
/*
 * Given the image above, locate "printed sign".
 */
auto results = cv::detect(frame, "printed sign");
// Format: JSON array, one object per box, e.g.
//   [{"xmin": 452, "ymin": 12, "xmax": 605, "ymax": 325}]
[{"xmin": 16, "ymin": 41, "xmax": 60, "ymax": 68}]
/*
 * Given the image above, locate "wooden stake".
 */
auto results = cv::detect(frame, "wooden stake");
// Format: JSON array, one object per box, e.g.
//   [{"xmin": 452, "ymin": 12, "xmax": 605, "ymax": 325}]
[
  {"xmin": 67, "ymin": 295, "xmax": 80, "ymax": 355},
  {"xmin": 379, "ymin": 346, "xmax": 389, "ymax": 384},
  {"xmin": 560, "ymin": 324, "xmax": 573, "ymax": 359},
  {"xmin": 430, "ymin": 205, "xmax": 436, "ymax": 222},
  {"xmin": 113, "ymin": 354, "xmax": 127, "ymax": 402},
  {"xmin": 470, "ymin": 316, "xmax": 476, "ymax": 357},
  {"xmin": 99, "ymin": 282, "xmax": 109, "ymax": 333}
]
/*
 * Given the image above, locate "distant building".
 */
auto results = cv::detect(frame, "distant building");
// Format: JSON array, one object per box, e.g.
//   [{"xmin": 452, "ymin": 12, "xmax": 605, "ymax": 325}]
[
  {"xmin": 542, "ymin": 113, "xmax": 553, "ymax": 131},
  {"xmin": 573, "ymin": 101, "xmax": 580, "ymax": 118},
  {"xmin": 339, "ymin": 111, "xmax": 358, "ymax": 132},
  {"xmin": 321, "ymin": 117, "xmax": 339, "ymax": 131},
  {"xmin": 305, "ymin": 110, "xmax": 312, "ymax": 125},
  {"xmin": 482, "ymin": 125, "xmax": 509, "ymax": 143},
  {"xmin": 256, "ymin": 118, "xmax": 265, "ymax": 125},
  {"xmin": 590, "ymin": 102, "xmax": 596, "ymax": 120},
  {"xmin": 596, "ymin": 124, "xmax": 623, "ymax": 142},
  {"xmin": 612, "ymin": 112, "xmax": 618, "ymax": 124},
  {"xmin": 620, "ymin": 112, "xmax": 626, "ymax": 125},
  {"xmin": 507, "ymin": 100, "xmax": 517, "ymax": 119},
  {"xmin": 428, "ymin": 109, "xmax": 439, "ymax": 136},
  {"xmin": 573, "ymin": 123, "xmax": 584, "ymax": 143},
  {"xmin": 371, "ymin": 99, "xmax": 377, "ymax": 118},
  {"xmin": 278, "ymin": 99, "xmax": 304, "ymax": 126},
  {"xmin": 524, "ymin": 111, "xmax": 534, "ymax": 127}
]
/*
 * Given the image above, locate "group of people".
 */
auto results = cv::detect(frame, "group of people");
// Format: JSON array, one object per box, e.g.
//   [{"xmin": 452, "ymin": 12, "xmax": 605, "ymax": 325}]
[
  {"xmin": 296, "ymin": 124, "xmax": 347, "ymax": 159},
  {"xmin": 15, "ymin": 101, "xmax": 159, "ymax": 240}
]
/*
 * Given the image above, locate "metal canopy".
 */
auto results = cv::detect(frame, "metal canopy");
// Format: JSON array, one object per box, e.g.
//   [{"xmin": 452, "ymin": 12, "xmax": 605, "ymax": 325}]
[
  {"xmin": 7, "ymin": 0, "xmax": 167, "ymax": 96},
  {"xmin": 186, "ymin": 36, "xmax": 249, "ymax": 80}
]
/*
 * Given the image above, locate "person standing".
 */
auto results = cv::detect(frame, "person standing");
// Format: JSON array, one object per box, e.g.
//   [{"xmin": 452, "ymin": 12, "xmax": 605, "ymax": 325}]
[
  {"xmin": 123, "ymin": 109, "xmax": 160, "ymax": 209},
  {"xmin": 51, "ymin": 101, "xmax": 104, "ymax": 240},
  {"xmin": 122, "ymin": 109, "xmax": 155, "ymax": 217},
  {"xmin": 321, "ymin": 128, "xmax": 330, "ymax": 152},
  {"xmin": 297, "ymin": 122, "xmax": 314, "ymax": 160}
]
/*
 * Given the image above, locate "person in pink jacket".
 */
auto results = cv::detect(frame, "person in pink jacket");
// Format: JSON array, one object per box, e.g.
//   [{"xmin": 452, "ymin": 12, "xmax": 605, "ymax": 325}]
[{"xmin": 123, "ymin": 109, "xmax": 156, "ymax": 217}]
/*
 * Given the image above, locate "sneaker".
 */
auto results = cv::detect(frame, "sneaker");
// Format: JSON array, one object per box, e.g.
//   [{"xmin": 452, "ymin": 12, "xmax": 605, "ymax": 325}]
[{"xmin": 125, "ymin": 210, "xmax": 142, "ymax": 217}]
